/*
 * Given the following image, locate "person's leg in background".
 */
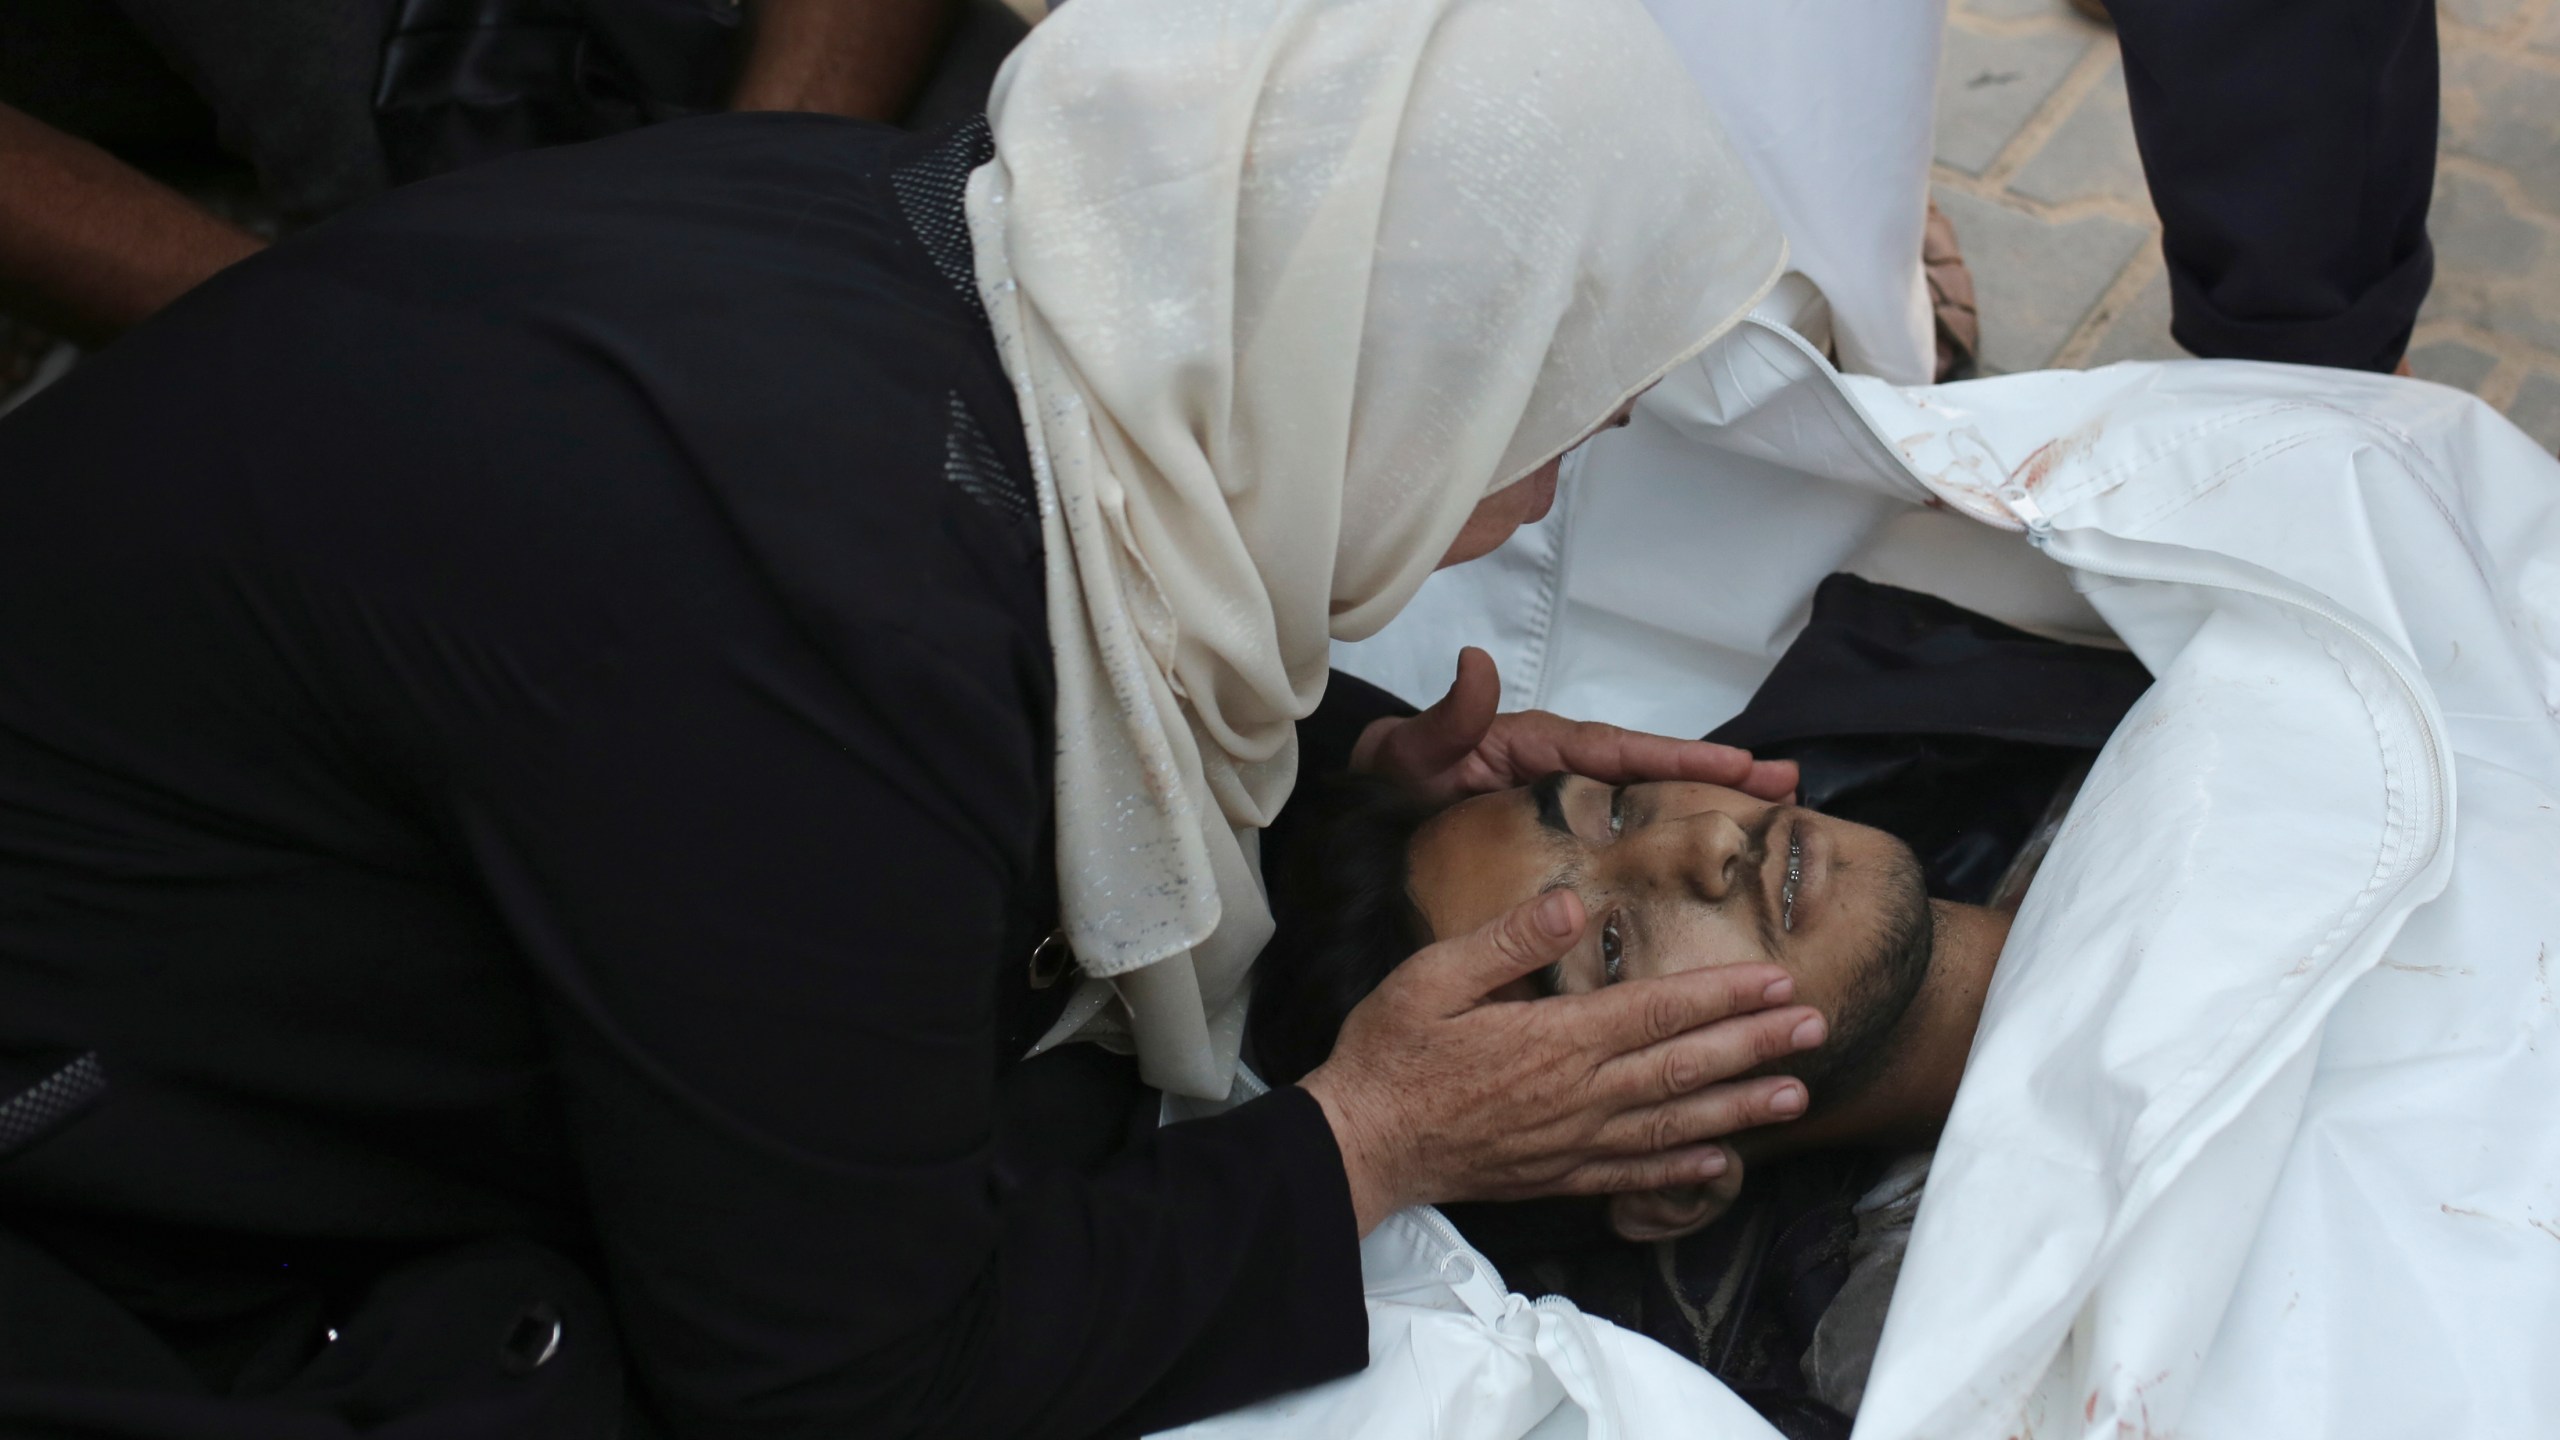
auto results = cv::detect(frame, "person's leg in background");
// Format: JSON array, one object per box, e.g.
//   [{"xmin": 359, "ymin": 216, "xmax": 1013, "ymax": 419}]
[{"xmin": 2107, "ymin": 0, "xmax": 2437, "ymax": 373}]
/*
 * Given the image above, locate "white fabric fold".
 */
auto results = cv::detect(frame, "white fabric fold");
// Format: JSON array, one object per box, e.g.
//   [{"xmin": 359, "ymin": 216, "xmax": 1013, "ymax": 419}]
[{"xmin": 966, "ymin": 0, "xmax": 1785, "ymax": 1095}]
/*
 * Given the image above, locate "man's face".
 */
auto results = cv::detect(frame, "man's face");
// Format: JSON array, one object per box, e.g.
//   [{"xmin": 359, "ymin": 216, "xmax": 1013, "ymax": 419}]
[{"xmin": 1405, "ymin": 775, "xmax": 1933, "ymax": 1095}]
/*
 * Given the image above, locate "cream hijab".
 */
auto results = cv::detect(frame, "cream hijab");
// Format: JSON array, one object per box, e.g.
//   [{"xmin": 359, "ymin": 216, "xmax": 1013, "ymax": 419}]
[{"xmin": 965, "ymin": 0, "xmax": 1784, "ymax": 1098}]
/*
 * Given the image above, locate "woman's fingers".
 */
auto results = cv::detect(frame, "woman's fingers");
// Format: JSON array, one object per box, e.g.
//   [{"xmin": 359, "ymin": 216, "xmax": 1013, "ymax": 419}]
[
  {"xmin": 1563, "ymin": 959, "xmax": 1797, "ymax": 1052},
  {"xmin": 1356, "ymin": 647, "xmax": 1501, "ymax": 784},
  {"xmin": 1359, "ymin": 653, "xmax": 1797, "ymax": 807},
  {"xmin": 1305, "ymin": 901, "xmax": 1827, "ymax": 1230},
  {"xmin": 1440, "ymin": 646, "xmax": 1502, "ymax": 737},
  {"xmin": 1585, "ymin": 992, "xmax": 1823, "ymax": 1107},
  {"xmin": 1742, "ymin": 757, "xmax": 1799, "ymax": 803},
  {"xmin": 1559, "ymin": 1143, "xmax": 1737, "ymax": 1198},
  {"xmin": 1530, "ymin": 719, "xmax": 1752, "ymax": 788},
  {"xmin": 1587, "ymin": 1075, "xmax": 1810, "ymax": 1164},
  {"xmin": 1400, "ymin": 887, "xmax": 1584, "ymax": 1010},
  {"xmin": 1494, "ymin": 715, "xmax": 1789, "ymax": 799}
]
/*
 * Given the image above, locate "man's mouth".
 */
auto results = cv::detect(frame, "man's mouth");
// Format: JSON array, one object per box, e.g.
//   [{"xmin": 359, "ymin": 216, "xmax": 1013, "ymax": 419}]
[
  {"xmin": 1781, "ymin": 823, "xmax": 1803, "ymax": 933},
  {"xmin": 1752, "ymin": 807, "xmax": 1834, "ymax": 946}
]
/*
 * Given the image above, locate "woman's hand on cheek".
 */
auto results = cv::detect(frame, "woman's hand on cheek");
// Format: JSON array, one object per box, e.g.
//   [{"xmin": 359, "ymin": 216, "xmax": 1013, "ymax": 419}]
[
  {"xmin": 1297, "ymin": 888, "xmax": 1825, "ymax": 1236},
  {"xmin": 1351, "ymin": 647, "xmax": 1798, "ymax": 806},
  {"xmin": 1606, "ymin": 1153, "xmax": 1747, "ymax": 1243}
]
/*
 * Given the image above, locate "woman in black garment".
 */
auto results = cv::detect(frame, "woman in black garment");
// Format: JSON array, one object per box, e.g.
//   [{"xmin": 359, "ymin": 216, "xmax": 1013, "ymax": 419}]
[{"xmin": 0, "ymin": 0, "xmax": 1830, "ymax": 1436}]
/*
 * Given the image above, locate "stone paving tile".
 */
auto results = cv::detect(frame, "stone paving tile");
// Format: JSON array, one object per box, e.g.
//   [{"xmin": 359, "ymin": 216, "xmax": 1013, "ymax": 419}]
[
  {"xmin": 2419, "ymin": 167, "xmax": 2560, "ymax": 355},
  {"xmin": 2008, "ymin": 59, "xmax": 2147, "ymax": 208},
  {"xmin": 1959, "ymin": 0, "xmax": 2089, "ymax": 22},
  {"xmin": 2407, "ymin": 338, "xmax": 2505, "ymax": 391},
  {"xmin": 1934, "ymin": 24, "xmax": 2094, "ymax": 174},
  {"xmin": 2506, "ymin": 370, "xmax": 2560, "ymax": 451},
  {"xmin": 2085, "ymin": 266, "xmax": 2184, "ymax": 366},
  {"xmin": 2440, "ymin": 44, "xmax": 2560, "ymax": 219},
  {"xmin": 1934, "ymin": 0, "xmax": 2560, "ymax": 445},
  {"xmin": 2443, "ymin": 0, "xmax": 2535, "ymax": 29},
  {"xmin": 1933, "ymin": 185, "xmax": 2151, "ymax": 372}
]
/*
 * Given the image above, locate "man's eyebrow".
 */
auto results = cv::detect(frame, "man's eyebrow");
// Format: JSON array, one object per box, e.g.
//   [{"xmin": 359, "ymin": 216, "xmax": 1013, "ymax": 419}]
[{"xmin": 1530, "ymin": 771, "xmax": 1574, "ymax": 838}]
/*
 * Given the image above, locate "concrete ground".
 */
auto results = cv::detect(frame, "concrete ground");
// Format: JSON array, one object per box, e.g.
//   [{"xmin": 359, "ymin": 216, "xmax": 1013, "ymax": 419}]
[{"xmin": 1935, "ymin": 0, "xmax": 2560, "ymax": 450}]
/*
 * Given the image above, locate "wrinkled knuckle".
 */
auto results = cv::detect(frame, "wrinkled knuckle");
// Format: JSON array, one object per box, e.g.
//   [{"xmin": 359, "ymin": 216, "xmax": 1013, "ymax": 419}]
[
  {"xmin": 1558, "ymin": 1169, "xmax": 1609, "ymax": 1200},
  {"xmin": 1658, "ymin": 1044, "xmax": 1707, "ymax": 1096},
  {"xmin": 1640, "ymin": 988, "xmax": 1689, "ymax": 1044},
  {"xmin": 1642, "ymin": 1108, "xmax": 1686, "ymax": 1156},
  {"xmin": 1486, "ymin": 924, "xmax": 1538, "ymax": 973},
  {"xmin": 1559, "ymin": 1168, "xmax": 1611, "ymax": 1198},
  {"xmin": 1754, "ymin": 1013, "xmax": 1799, "ymax": 1064}
]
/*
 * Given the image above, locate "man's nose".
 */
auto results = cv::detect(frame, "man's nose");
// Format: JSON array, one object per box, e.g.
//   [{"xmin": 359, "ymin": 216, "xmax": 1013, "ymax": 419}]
[{"xmin": 1641, "ymin": 808, "xmax": 1752, "ymax": 901}]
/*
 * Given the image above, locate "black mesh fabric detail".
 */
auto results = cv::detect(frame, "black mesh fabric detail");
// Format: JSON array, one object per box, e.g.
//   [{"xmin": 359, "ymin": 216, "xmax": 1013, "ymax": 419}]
[
  {"xmin": 0, "ymin": 1051, "xmax": 107, "ymax": 1158},
  {"xmin": 945, "ymin": 392, "xmax": 1036, "ymax": 527},
  {"xmin": 892, "ymin": 115, "xmax": 995, "ymax": 320},
  {"xmin": 900, "ymin": 120, "xmax": 1034, "ymax": 530}
]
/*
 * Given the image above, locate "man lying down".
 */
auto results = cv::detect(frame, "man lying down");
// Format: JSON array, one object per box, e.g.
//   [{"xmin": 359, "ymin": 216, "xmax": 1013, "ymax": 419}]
[
  {"xmin": 1248, "ymin": 574, "xmax": 2153, "ymax": 1438},
  {"xmin": 1261, "ymin": 765, "xmax": 2005, "ymax": 1220},
  {"xmin": 1251, "ymin": 771, "xmax": 1995, "ymax": 1431}
]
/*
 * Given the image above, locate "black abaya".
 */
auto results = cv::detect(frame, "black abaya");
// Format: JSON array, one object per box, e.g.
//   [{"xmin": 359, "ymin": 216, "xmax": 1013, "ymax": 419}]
[{"xmin": 0, "ymin": 114, "xmax": 1385, "ymax": 1440}]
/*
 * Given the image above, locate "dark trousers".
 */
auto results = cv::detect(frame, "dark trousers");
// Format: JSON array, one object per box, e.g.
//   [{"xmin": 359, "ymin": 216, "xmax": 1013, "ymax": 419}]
[{"xmin": 2111, "ymin": 0, "xmax": 2438, "ymax": 372}]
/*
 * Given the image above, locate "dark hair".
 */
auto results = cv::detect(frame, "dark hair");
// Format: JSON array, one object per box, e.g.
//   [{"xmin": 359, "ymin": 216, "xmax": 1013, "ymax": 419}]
[{"xmin": 1246, "ymin": 773, "xmax": 1439, "ymax": 1085}]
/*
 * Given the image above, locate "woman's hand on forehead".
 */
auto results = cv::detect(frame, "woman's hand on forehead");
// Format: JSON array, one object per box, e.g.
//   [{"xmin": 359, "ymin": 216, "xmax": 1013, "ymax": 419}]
[
  {"xmin": 1298, "ymin": 888, "xmax": 1826, "ymax": 1235},
  {"xmin": 1353, "ymin": 647, "xmax": 1797, "ymax": 808}
]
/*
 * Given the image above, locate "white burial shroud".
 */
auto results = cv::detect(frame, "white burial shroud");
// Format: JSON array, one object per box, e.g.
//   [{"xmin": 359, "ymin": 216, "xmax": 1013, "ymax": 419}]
[{"xmin": 1160, "ymin": 300, "xmax": 2560, "ymax": 1439}]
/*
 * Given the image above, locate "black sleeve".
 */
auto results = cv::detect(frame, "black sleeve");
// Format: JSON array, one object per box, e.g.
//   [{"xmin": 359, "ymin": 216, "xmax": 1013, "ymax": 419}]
[
  {"xmin": 1262, "ymin": 671, "xmax": 1419, "ymax": 891},
  {"xmin": 31, "ymin": 107, "xmax": 1376, "ymax": 1438},
  {"xmin": 1299, "ymin": 670, "xmax": 1418, "ymax": 779},
  {"xmin": 448, "ymin": 563, "xmax": 1367, "ymax": 1439}
]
